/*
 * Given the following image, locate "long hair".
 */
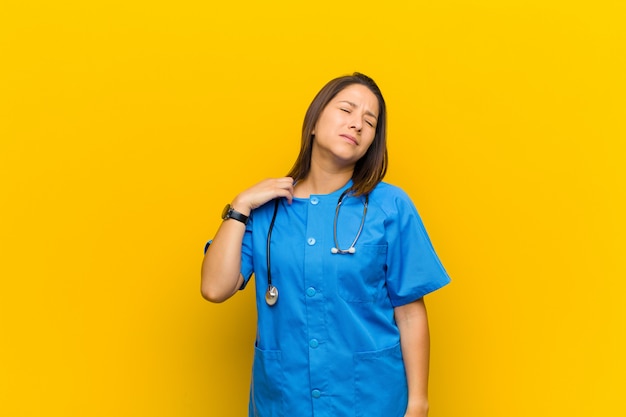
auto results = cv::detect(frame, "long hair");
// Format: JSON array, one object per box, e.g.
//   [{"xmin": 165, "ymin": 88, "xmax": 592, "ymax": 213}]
[{"xmin": 286, "ymin": 73, "xmax": 388, "ymax": 196}]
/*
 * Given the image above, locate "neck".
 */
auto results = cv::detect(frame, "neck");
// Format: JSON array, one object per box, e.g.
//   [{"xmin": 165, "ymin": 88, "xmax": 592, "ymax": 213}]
[{"xmin": 294, "ymin": 163, "xmax": 354, "ymax": 197}]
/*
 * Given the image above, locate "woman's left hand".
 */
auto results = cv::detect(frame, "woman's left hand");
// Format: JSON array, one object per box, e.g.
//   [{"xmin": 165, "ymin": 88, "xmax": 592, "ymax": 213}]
[
  {"xmin": 403, "ymin": 397, "xmax": 429, "ymax": 417},
  {"xmin": 404, "ymin": 407, "xmax": 428, "ymax": 417}
]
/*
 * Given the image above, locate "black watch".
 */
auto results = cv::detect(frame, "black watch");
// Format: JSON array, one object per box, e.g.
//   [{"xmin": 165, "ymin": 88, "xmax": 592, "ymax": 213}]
[{"xmin": 221, "ymin": 204, "xmax": 249, "ymax": 225}]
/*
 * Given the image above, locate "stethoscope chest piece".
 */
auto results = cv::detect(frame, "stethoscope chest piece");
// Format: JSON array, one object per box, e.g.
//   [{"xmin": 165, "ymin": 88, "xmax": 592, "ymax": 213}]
[{"xmin": 265, "ymin": 285, "xmax": 278, "ymax": 306}]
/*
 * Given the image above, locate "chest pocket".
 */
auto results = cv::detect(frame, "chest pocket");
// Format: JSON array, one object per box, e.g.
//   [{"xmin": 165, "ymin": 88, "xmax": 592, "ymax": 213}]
[{"xmin": 332, "ymin": 244, "xmax": 387, "ymax": 302}]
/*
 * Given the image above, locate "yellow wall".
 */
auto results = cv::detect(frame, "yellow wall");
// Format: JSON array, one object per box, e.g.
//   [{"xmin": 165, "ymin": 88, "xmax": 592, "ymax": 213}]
[{"xmin": 1, "ymin": 1, "xmax": 624, "ymax": 416}]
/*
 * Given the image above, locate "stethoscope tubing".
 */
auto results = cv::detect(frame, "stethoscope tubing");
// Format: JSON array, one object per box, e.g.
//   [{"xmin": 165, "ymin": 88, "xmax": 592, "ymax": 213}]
[
  {"xmin": 265, "ymin": 199, "xmax": 280, "ymax": 305},
  {"xmin": 332, "ymin": 191, "xmax": 368, "ymax": 254}
]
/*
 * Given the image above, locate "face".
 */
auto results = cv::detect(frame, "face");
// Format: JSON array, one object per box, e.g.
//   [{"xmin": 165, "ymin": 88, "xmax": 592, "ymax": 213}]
[{"xmin": 312, "ymin": 83, "xmax": 379, "ymax": 168}]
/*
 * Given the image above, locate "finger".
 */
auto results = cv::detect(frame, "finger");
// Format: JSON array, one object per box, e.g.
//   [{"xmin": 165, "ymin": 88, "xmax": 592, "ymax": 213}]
[
  {"xmin": 274, "ymin": 177, "xmax": 294, "ymax": 194},
  {"xmin": 276, "ymin": 185, "xmax": 294, "ymax": 205},
  {"xmin": 285, "ymin": 182, "xmax": 294, "ymax": 204},
  {"xmin": 275, "ymin": 177, "xmax": 294, "ymax": 188}
]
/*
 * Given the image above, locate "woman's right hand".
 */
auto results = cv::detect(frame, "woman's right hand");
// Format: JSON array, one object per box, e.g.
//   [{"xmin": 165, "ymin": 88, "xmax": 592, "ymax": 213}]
[
  {"xmin": 231, "ymin": 177, "xmax": 295, "ymax": 214},
  {"xmin": 201, "ymin": 177, "xmax": 294, "ymax": 303}
]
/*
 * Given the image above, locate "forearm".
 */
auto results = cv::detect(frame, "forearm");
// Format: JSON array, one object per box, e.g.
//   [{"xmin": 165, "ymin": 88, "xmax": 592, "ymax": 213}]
[
  {"xmin": 395, "ymin": 298, "xmax": 430, "ymax": 417},
  {"xmin": 200, "ymin": 210, "xmax": 247, "ymax": 303}
]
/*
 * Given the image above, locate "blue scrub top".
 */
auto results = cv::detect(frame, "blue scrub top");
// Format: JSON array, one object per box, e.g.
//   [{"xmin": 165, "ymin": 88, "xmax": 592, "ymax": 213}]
[{"xmin": 228, "ymin": 181, "xmax": 449, "ymax": 417}]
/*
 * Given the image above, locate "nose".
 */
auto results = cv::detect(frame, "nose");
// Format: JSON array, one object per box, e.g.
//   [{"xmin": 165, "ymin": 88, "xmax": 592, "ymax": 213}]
[{"xmin": 349, "ymin": 116, "xmax": 363, "ymax": 132}]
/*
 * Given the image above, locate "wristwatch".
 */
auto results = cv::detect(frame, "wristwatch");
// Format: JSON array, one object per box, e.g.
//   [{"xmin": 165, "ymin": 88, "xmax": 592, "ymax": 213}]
[{"xmin": 222, "ymin": 204, "xmax": 249, "ymax": 225}]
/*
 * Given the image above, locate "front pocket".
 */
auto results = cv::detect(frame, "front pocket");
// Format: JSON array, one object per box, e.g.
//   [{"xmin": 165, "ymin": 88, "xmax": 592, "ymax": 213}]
[
  {"xmin": 354, "ymin": 343, "xmax": 407, "ymax": 417},
  {"xmin": 251, "ymin": 347, "xmax": 284, "ymax": 417},
  {"xmin": 335, "ymin": 244, "xmax": 387, "ymax": 302}
]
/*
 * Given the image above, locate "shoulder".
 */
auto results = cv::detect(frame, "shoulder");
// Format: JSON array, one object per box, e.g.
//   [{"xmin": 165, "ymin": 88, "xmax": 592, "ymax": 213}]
[
  {"xmin": 370, "ymin": 183, "xmax": 430, "ymax": 233},
  {"xmin": 369, "ymin": 182, "xmax": 415, "ymax": 209},
  {"xmin": 371, "ymin": 182, "xmax": 409, "ymax": 197},
  {"xmin": 367, "ymin": 182, "xmax": 421, "ymax": 223}
]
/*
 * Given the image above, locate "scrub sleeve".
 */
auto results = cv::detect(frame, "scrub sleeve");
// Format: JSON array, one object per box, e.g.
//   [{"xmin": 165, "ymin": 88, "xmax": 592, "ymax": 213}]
[{"xmin": 383, "ymin": 188, "xmax": 450, "ymax": 306}]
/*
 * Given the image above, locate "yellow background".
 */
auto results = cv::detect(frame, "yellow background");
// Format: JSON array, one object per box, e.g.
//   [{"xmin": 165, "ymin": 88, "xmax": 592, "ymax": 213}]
[{"xmin": 1, "ymin": 1, "xmax": 624, "ymax": 416}]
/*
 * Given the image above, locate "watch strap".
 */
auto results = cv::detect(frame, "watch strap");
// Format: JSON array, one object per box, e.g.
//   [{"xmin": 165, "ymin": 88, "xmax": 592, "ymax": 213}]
[{"xmin": 222, "ymin": 204, "xmax": 249, "ymax": 225}]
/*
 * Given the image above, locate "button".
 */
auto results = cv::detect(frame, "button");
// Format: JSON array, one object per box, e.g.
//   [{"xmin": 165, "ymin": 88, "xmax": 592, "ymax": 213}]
[
  {"xmin": 306, "ymin": 287, "xmax": 316, "ymax": 297},
  {"xmin": 310, "ymin": 197, "xmax": 319, "ymax": 205},
  {"xmin": 309, "ymin": 339, "xmax": 319, "ymax": 348},
  {"xmin": 307, "ymin": 237, "xmax": 316, "ymax": 246},
  {"xmin": 312, "ymin": 389, "xmax": 321, "ymax": 398}
]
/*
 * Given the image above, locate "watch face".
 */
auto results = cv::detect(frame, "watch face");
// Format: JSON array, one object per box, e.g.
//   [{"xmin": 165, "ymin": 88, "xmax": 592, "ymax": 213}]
[{"xmin": 221, "ymin": 204, "xmax": 231, "ymax": 220}]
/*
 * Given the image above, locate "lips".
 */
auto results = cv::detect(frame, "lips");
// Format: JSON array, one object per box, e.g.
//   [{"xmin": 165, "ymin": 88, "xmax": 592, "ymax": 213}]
[{"xmin": 340, "ymin": 134, "xmax": 358, "ymax": 145}]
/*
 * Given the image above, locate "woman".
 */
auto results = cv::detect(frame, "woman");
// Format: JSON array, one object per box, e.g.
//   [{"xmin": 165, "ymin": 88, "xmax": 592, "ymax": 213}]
[{"xmin": 201, "ymin": 73, "xmax": 450, "ymax": 417}]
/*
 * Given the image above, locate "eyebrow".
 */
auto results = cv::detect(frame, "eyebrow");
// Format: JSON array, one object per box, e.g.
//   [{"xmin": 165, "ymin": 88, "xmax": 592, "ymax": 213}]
[{"xmin": 338, "ymin": 100, "xmax": 378, "ymax": 119}]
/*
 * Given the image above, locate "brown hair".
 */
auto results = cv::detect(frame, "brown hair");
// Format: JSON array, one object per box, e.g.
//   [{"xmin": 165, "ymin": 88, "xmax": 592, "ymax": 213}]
[{"xmin": 286, "ymin": 72, "xmax": 388, "ymax": 196}]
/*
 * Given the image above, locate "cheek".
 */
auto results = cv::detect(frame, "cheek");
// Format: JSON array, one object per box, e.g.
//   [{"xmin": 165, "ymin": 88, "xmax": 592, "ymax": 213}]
[
  {"xmin": 362, "ymin": 132, "xmax": 377, "ymax": 150},
  {"xmin": 313, "ymin": 109, "xmax": 336, "ymax": 135}
]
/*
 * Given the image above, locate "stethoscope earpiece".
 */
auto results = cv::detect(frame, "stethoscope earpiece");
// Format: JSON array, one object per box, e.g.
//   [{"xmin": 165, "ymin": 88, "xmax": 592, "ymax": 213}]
[{"xmin": 331, "ymin": 246, "xmax": 357, "ymax": 254}]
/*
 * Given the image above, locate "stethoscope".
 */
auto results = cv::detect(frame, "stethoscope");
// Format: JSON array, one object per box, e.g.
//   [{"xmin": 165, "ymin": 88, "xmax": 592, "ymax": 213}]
[{"xmin": 264, "ymin": 189, "xmax": 369, "ymax": 306}]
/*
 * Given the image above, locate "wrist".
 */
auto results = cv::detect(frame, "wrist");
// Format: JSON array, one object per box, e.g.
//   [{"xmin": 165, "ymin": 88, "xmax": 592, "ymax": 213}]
[
  {"xmin": 221, "ymin": 203, "xmax": 249, "ymax": 225},
  {"xmin": 405, "ymin": 398, "xmax": 429, "ymax": 417},
  {"xmin": 230, "ymin": 196, "xmax": 251, "ymax": 216}
]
